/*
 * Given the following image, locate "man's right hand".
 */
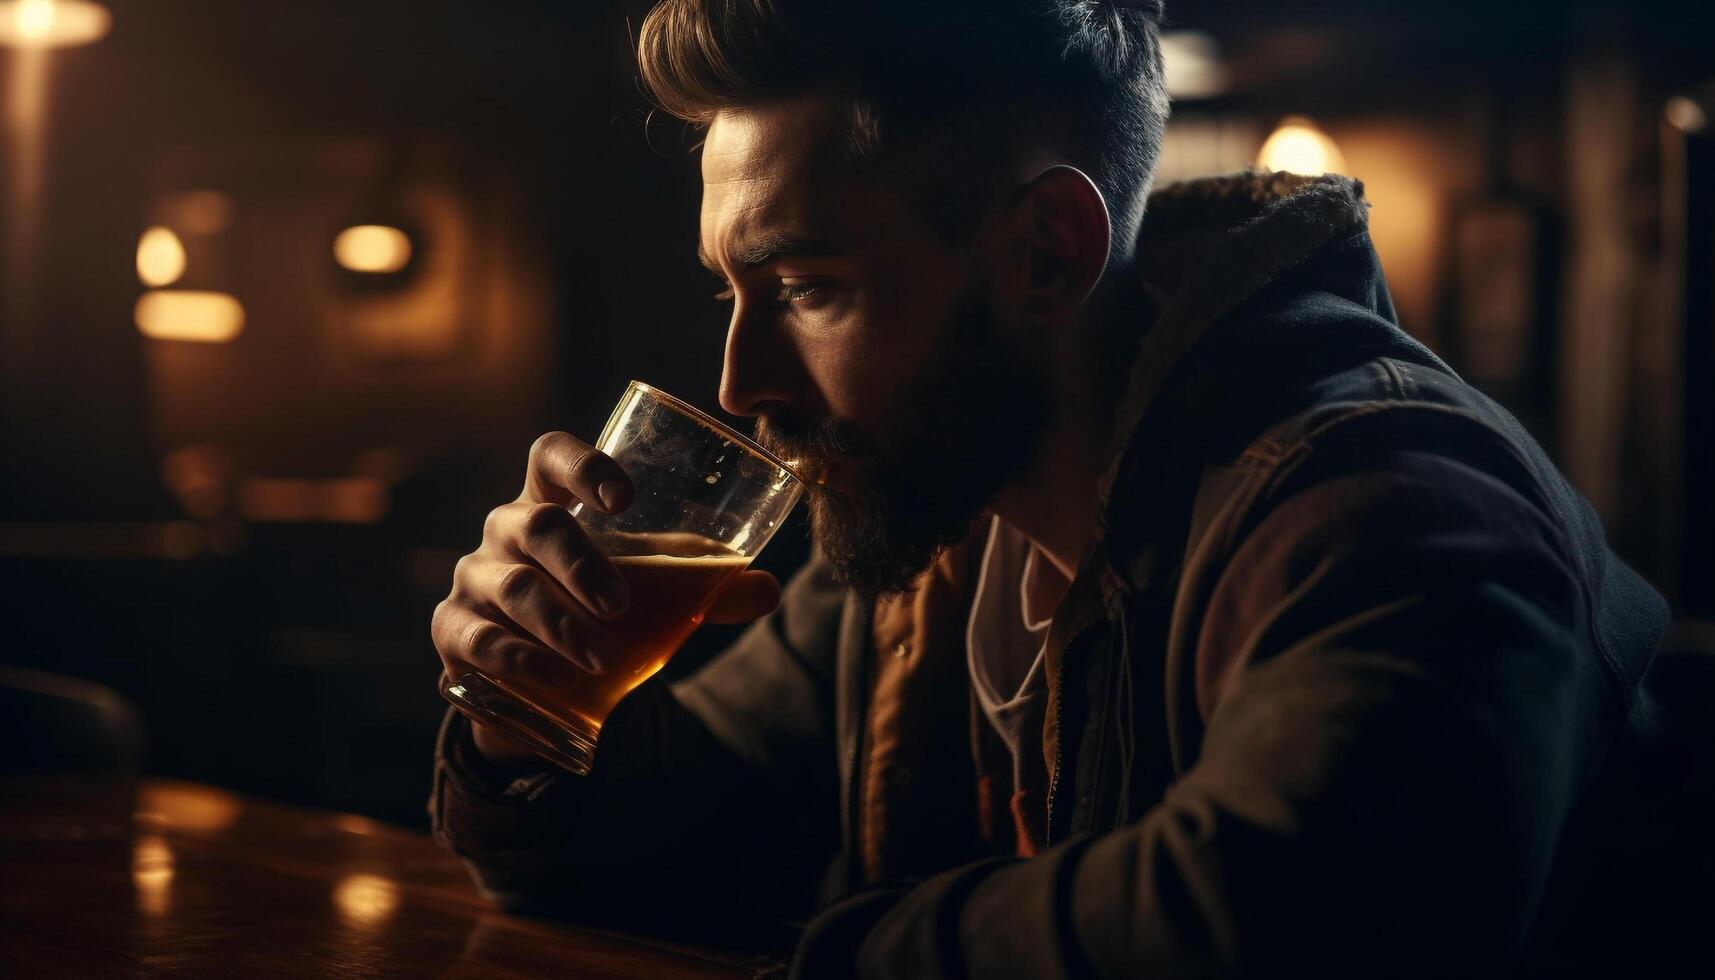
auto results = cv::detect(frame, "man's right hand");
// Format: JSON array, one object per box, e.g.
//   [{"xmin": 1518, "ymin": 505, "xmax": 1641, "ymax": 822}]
[{"xmin": 432, "ymin": 431, "xmax": 783, "ymax": 764}]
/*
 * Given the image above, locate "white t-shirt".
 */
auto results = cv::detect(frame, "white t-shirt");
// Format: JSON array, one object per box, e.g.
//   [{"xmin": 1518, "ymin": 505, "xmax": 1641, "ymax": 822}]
[{"xmin": 966, "ymin": 515, "xmax": 1055, "ymax": 785}]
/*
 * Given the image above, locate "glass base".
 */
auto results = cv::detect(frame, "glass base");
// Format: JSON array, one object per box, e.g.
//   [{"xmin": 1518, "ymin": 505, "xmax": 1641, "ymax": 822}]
[{"xmin": 439, "ymin": 671, "xmax": 599, "ymax": 776}]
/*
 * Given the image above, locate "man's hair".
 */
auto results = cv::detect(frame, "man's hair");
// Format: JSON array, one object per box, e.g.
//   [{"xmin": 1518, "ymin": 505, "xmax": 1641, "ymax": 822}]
[{"xmin": 637, "ymin": 0, "xmax": 1171, "ymax": 257}]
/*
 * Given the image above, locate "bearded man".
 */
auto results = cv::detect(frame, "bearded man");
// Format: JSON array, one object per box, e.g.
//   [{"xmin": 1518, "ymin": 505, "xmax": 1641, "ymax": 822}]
[{"xmin": 428, "ymin": 2, "xmax": 1690, "ymax": 975}]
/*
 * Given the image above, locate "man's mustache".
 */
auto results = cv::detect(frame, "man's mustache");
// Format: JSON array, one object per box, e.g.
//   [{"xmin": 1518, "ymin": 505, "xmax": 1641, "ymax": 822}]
[{"xmin": 754, "ymin": 413, "xmax": 868, "ymax": 489}]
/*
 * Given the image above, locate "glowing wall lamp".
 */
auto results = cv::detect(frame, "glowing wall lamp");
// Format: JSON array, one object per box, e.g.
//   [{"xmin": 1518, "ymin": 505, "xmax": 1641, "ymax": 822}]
[
  {"xmin": 134, "ymin": 290, "xmax": 245, "ymax": 343},
  {"xmin": 0, "ymin": 0, "xmax": 111, "ymax": 49},
  {"xmin": 136, "ymin": 226, "xmax": 186, "ymax": 287},
  {"xmin": 1258, "ymin": 116, "xmax": 1347, "ymax": 177},
  {"xmin": 334, "ymin": 224, "xmax": 413, "ymax": 274},
  {"xmin": 1665, "ymin": 96, "xmax": 1707, "ymax": 134}
]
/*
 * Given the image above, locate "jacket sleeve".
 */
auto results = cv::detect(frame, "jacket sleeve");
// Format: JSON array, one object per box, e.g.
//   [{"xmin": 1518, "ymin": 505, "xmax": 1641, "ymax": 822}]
[
  {"xmin": 430, "ymin": 547, "xmax": 848, "ymax": 920},
  {"xmin": 794, "ymin": 450, "xmax": 1620, "ymax": 978}
]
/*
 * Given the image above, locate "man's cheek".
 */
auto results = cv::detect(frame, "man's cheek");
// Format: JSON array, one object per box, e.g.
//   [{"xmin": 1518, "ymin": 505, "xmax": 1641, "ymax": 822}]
[{"xmin": 796, "ymin": 330, "xmax": 902, "ymax": 423}]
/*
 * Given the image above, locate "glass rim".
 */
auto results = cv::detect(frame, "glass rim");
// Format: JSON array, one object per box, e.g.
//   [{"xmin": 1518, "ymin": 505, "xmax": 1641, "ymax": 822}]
[{"xmin": 627, "ymin": 381, "xmax": 807, "ymax": 488}]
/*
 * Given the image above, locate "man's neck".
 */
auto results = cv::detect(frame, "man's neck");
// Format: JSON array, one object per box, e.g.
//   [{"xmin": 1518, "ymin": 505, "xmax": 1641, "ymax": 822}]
[
  {"xmin": 988, "ymin": 426, "xmax": 1102, "ymax": 590},
  {"xmin": 988, "ymin": 258, "xmax": 1142, "ymax": 589}
]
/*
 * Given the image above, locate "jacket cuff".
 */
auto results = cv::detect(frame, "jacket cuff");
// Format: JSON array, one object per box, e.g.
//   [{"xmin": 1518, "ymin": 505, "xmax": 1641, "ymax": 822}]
[{"xmin": 428, "ymin": 708, "xmax": 562, "ymax": 848}]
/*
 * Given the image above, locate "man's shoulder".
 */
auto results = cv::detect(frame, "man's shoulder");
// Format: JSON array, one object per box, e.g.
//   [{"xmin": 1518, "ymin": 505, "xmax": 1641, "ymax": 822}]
[
  {"xmin": 1179, "ymin": 353, "xmax": 1558, "ymax": 571},
  {"xmin": 1173, "ymin": 349, "xmax": 1669, "ymax": 735}
]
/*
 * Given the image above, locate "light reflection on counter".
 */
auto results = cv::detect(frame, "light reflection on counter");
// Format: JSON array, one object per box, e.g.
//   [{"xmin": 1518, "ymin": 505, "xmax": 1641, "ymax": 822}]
[
  {"xmin": 334, "ymin": 873, "xmax": 400, "ymax": 929},
  {"xmin": 133, "ymin": 835, "xmax": 175, "ymax": 918}
]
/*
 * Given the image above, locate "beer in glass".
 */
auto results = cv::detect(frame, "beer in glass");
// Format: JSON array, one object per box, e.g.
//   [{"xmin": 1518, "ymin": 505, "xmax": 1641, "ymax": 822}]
[{"xmin": 440, "ymin": 382, "xmax": 804, "ymax": 774}]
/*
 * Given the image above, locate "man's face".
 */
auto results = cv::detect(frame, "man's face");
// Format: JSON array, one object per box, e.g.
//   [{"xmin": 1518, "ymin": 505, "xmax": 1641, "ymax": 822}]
[{"xmin": 700, "ymin": 95, "xmax": 1049, "ymax": 599}]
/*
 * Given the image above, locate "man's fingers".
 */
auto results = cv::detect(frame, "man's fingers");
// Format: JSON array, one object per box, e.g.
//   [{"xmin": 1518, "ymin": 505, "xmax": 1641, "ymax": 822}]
[
  {"xmin": 704, "ymin": 569, "xmax": 783, "ymax": 624},
  {"xmin": 522, "ymin": 431, "xmax": 634, "ymax": 513},
  {"xmin": 483, "ymin": 561, "xmax": 622, "ymax": 673},
  {"xmin": 487, "ymin": 501, "xmax": 630, "ymax": 621},
  {"xmin": 432, "ymin": 599, "xmax": 586, "ymax": 690}
]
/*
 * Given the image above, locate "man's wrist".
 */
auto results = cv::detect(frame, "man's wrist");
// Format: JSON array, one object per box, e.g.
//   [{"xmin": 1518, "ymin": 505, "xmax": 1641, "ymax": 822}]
[{"xmin": 438, "ymin": 708, "xmax": 557, "ymax": 799}]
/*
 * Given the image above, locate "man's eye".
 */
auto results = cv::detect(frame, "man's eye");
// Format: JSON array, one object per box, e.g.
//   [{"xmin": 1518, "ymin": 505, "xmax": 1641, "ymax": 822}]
[
  {"xmin": 711, "ymin": 279, "xmax": 828, "ymax": 306},
  {"xmin": 776, "ymin": 281, "xmax": 821, "ymax": 304}
]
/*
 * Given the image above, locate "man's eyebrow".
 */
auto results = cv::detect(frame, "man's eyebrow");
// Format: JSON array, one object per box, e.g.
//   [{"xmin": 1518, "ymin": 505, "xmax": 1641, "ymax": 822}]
[{"xmin": 697, "ymin": 231, "xmax": 841, "ymax": 275}]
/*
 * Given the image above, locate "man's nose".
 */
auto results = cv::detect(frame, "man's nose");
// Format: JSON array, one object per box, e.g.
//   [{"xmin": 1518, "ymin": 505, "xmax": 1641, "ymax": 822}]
[{"xmin": 718, "ymin": 304, "xmax": 798, "ymax": 418}]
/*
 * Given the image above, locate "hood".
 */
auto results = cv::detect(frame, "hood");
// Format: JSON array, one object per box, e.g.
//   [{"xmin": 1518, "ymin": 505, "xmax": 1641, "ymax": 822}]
[
  {"xmin": 1097, "ymin": 169, "xmax": 1406, "ymax": 501},
  {"xmin": 1091, "ymin": 169, "xmax": 1436, "ymax": 576},
  {"xmin": 1132, "ymin": 170, "xmax": 1373, "ymax": 305},
  {"xmin": 1102, "ymin": 169, "xmax": 1379, "ymax": 498}
]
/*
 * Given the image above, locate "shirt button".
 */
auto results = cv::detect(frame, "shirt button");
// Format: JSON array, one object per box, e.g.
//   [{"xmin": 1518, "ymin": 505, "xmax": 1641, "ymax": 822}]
[{"xmin": 893, "ymin": 642, "xmax": 910, "ymax": 660}]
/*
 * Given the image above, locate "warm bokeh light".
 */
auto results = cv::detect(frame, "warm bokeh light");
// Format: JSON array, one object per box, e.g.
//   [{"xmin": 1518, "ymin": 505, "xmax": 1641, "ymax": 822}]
[
  {"xmin": 334, "ymin": 814, "xmax": 381, "ymax": 836},
  {"xmin": 132, "ymin": 835, "xmax": 175, "ymax": 918},
  {"xmin": 0, "ymin": 0, "xmax": 111, "ymax": 48},
  {"xmin": 136, "ymin": 226, "xmax": 187, "ymax": 286},
  {"xmin": 334, "ymin": 873, "xmax": 400, "ymax": 928},
  {"xmin": 1328, "ymin": 121, "xmax": 1456, "ymax": 350},
  {"xmin": 1160, "ymin": 31, "xmax": 1228, "ymax": 100},
  {"xmin": 334, "ymin": 224, "xmax": 412, "ymax": 273},
  {"xmin": 237, "ymin": 477, "xmax": 389, "ymax": 524},
  {"xmin": 1665, "ymin": 96, "xmax": 1708, "ymax": 133},
  {"xmin": 1258, "ymin": 116, "xmax": 1348, "ymax": 177},
  {"xmin": 136, "ymin": 782, "xmax": 242, "ymax": 832},
  {"xmin": 135, "ymin": 290, "xmax": 246, "ymax": 343}
]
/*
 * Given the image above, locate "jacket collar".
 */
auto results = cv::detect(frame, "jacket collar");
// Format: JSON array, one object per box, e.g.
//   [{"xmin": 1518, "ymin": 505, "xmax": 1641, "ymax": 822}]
[{"xmin": 1095, "ymin": 170, "xmax": 1373, "ymax": 529}]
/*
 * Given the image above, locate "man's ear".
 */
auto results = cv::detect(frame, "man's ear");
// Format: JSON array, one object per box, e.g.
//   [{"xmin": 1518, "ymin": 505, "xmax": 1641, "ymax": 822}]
[{"xmin": 991, "ymin": 165, "xmax": 1111, "ymax": 318}]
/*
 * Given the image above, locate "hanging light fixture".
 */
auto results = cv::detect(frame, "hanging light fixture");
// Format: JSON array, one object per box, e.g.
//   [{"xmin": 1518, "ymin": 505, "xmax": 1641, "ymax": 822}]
[
  {"xmin": 333, "ymin": 224, "xmax": 414, "ymax": 275},
  {"xmin": 0, "ymin": 1, "xmax": 111, "ymax": 49},
  {"xmin": 1258, "ymin": 116, "xmax": 1347, "ymax": 177}
]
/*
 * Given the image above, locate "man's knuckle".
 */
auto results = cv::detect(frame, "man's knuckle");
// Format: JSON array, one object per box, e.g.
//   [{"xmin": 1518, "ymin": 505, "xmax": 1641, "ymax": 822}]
[
  {"xmin": 521, "ymin": 501, "xmax": 566, "ymax": 541},
  {"xmin": 482, "ymin": 504, "xmax": 515, "ymax": 539},
  {"xmin": 452, "ymin": 552, "xmax": 481, "ymax": 587},
  {"xmin": 430, "ymin": 600, "xmax": 457, "ymax": 650},
  {"xmin": 461, "ymin": 620, "xmax": 504, "ymax": 659},
  {"xmin": 529, "ymin": 431, "xmax": 568, "ymax": 462},
  {"xmin": 495, "ymin": 563, "xmax": 537, "ymax": 604},
  {"xmin": 490, "ymin": 641, "xmax": 541, "ymax": 679}
]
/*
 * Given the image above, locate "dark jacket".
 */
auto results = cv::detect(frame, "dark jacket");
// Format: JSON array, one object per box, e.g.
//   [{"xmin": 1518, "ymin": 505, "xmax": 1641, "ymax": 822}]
[{"xmin": 430, "ymin": 172, "xmax": 1687, "ymax": 976}]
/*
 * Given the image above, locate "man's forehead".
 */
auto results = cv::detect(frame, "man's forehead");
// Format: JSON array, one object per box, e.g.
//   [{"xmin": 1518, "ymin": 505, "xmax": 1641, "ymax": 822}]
[
  {"xmin": 700, "ymin": 97, "xmax": 852, "ymax": 185},
  {"xmin": 699, "ymin": 100, "xmax": 866, "ymax": 264}
]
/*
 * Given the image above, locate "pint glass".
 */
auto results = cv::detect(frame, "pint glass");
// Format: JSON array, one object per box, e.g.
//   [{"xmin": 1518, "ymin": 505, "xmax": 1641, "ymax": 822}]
[{"xmin": 440, "ymin": 381, "xmax": 805, "ymax": 774}]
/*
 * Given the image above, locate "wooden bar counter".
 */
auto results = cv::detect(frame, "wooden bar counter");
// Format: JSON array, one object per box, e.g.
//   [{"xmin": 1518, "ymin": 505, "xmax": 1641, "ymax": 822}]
[{"xmin": 0, "ymin": 777, "xmax": 778, "ymax": 978}]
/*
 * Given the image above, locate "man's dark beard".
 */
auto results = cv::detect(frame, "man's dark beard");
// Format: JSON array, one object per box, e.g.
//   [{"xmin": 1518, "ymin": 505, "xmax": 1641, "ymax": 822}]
[{"xmin": 756, "ymin": 295, "xmax": 1050, "ymax": 601}]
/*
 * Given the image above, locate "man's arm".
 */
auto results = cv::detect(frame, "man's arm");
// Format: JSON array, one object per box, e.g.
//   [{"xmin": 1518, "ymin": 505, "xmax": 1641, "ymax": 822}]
[
  {"xmin": 794, "ymin": 450, "xmax": 1619, "ymax": 978},
  {"xmin": 431, "ymin": 547, "xmax": 848, "ymax": 919}
]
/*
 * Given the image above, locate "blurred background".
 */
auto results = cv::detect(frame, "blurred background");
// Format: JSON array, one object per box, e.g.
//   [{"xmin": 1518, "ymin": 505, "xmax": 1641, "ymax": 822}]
[{"xmin": 0, "ymin": 0, "xmax": 1709, "ymax": 826}]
